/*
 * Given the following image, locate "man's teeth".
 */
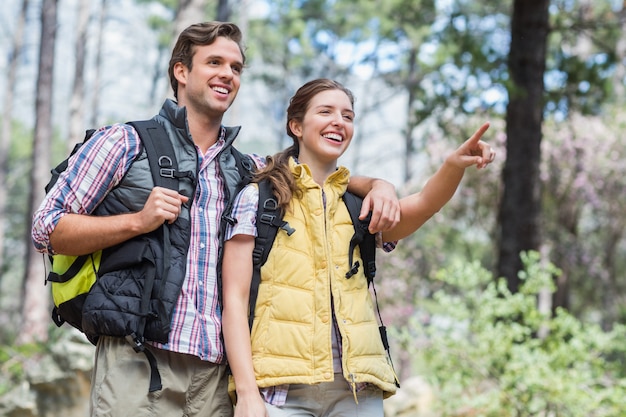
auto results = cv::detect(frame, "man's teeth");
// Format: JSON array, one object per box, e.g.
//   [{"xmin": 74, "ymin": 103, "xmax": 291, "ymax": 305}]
[
  {"xmin": 213, "ymin": 86, "xmax": 229, "ymax": 94},
  {"xmin": 323, "ymin": 133, "xmax": 342, "ymax": 142}
]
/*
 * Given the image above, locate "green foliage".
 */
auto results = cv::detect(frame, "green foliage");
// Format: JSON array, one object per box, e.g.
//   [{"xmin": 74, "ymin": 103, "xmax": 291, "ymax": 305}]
[
  {"xmin": 393, "ymin": 251, "xmax": 626, "ymax": 416},
  {"xmin": 545, "ymin": 1, "xmax": 622, "ymax": 118}
]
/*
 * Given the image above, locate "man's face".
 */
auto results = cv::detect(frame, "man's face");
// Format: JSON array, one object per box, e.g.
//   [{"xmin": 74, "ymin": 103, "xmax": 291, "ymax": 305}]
[{"xmin": 176, "ymin": 36, "xmax": 244, "ymax": 118}]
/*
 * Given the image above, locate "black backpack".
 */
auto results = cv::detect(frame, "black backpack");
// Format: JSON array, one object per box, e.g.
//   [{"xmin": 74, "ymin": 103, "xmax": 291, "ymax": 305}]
[
  {"xmin": 45, "ymin": 120, "xmax": 181, "ymax": 333},
  {"xmin": 249, "ymin": 179, "xmax": 391, "ymax": 355}
]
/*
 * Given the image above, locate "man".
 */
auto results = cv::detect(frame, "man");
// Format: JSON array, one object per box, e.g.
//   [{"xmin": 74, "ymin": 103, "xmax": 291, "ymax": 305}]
[{"xmin": 32, "ymin": 22, "xmax": 399, "ymax": 416}]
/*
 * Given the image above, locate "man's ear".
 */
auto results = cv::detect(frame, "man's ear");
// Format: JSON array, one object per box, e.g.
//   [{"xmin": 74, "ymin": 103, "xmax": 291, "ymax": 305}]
[
  {"xmin": 173, "ymin": 62, "xmax": 187, "ymax": 86},
  {"xmin": 288, "ymin": 119, "xmax": 302, "ymax": 138}
]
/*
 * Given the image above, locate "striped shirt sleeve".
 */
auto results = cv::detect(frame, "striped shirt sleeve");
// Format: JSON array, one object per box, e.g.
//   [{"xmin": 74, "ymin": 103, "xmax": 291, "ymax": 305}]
[
  {"xmin": 31, "ymin": 123, "xmax": 143, "ymax": 254},
  {"xmin": 225, "ymin": 183, "xmax": 259, "ymax": 240}
]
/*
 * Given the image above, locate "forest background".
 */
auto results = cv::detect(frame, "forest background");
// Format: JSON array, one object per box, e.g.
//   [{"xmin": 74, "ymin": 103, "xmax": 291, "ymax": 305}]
[{"xmin": 0, "ymin": 0, "xmax": 625, "ymax": 416}]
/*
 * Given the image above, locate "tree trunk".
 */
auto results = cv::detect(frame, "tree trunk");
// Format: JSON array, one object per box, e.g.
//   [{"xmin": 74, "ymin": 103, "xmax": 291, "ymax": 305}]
[
  {"xmin": 0, "ymin": 0, "xmax": 29, "ymax": 284},
  {"xmin": 497, "ymin": 0, "xmax": 549, "ymax": 293},
  {"xmin": 68, "ymin": 0, "xmax": 91, "ymax": 148},
  {"xmin": 18, "ymin": 0, "xmax": 58, "ymax": 345},
  {"xmin": 612, "ymin": 3, "xmax": 626, "ymax": 98},
  {"xmin": 172, "ymin": 0, "xmax": 208, "ymax": 46},
  {"xmin": 600, "ymin": 230, "xmax": 622, "ymax": 330},
  {"xmin": 89, "ymin": 0, "xmax": 108, "ymax": 128},
  {"xmin": 403, "ymin": 47, "xmax": 419, "ymax": 183},
  {"xmin": 216, "ymin": 0, "xmax": 231, "ymax": 21}
]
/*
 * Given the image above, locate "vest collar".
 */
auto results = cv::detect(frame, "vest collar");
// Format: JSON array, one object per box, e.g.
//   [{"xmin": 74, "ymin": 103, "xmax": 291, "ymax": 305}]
[
  {"xmin": 160, "ymin": 99, "xmax": 241, "ymax": 147},
  {"xmin": 289, "ymin": 157, "xmax": 350, "ymax": 195}
]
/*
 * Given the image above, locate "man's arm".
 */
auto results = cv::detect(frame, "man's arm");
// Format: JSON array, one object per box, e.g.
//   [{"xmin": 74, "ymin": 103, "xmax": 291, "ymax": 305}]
[
  {"xmin": 49, "ymin": 187, "xmax": 188, "ymax": 255},
  {"xmin": 347, "ymin": 176, "xmax": 401, "ymax": 233}
]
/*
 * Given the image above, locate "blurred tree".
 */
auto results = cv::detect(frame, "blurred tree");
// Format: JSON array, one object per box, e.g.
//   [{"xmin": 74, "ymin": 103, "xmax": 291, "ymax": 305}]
[
  {"xmin": 542, "ymin": 112, "xmax": 626, "ymax": 329},
  {"xmin": 172, "ymin": 0, "xmax": 208, "ymax": 39},
  {"xmin": 19, "ymin": 0, "xmax": 58, "ymax": 344},
  {"xmin": 68, "ymin": 0, "xmax": 90, "ymax": 148},
  {"xmin": 216, "ymin": 0, "xmax": 230, "ymax": 21},
  {"xmin": 88, "ymin": 0, "xmax": 108, "ymax": 128},
  {"xmin": 371, "ymin": 0, "xmax": 509, "ymax": 181},
  {"xmin": 542, "ymin": 1, "xmax": 626, "ymax": 320},
  {"xmin": 0, "ymin": 0, "xmax": 28, "ymax": 287},
  {"xmin": 497, "ymin": 0, "xmax": 549, "ymax": 293}
]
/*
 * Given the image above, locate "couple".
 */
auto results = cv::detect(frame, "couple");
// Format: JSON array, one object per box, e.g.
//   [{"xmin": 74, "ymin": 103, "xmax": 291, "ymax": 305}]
[{"xmin": 32, "ymin": 21, "xmax": 494, "ymax": 417}]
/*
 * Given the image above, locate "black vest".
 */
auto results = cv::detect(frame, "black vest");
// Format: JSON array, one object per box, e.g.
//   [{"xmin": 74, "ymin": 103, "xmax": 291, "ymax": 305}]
[{"xmin": 81, "ymin": 99, "xmax": 252, "ymax": 344}]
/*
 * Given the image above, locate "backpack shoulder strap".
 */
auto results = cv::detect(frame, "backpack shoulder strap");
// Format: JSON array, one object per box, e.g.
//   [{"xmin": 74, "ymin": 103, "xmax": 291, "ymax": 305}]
[
  {"xmin": 127, "ymin": 120, "xmax": 178, "ymax": 190},
  {"xmin": 124, "ymin": 119, "xmax": 179, "ymax": 393},
  {"xmin": 231, "ymin": 147, "xmax": 256, "ymax": 188},
  {"xmin": 249, "ymin": 179, "xmax": 295, "ymax": 329},
  {"xmin": 342, "ymin": 191, "xmax": 396, "ymax": 385},
  {"xmin": 342, "ymin": 191, "xmax": 377, "ymax": 284}
]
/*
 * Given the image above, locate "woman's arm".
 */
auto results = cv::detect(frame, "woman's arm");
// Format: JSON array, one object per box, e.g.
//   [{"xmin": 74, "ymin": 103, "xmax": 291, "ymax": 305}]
[
  {"xmin": 222, "ymin": 234, "xmax": 269, "ymax": 417},
  {"xmin": 383, "ymin": 122, "xmax": 493, "ymax": 242}
]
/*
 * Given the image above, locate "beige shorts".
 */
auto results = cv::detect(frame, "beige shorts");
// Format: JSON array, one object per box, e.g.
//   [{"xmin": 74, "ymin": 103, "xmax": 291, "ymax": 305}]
[
  {"xmin": 90, "ymin": 336, "xmax": 233, "ymax": 417},
  {"xmin": 265, "ymin": 374, "xmax": 383, "ymax": 417}
]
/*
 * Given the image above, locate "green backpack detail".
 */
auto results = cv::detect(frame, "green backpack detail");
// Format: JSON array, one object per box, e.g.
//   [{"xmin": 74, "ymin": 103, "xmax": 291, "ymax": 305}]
[{"xmin": 48, "ymin": 251, "xmax": 101, "ymax": 331}]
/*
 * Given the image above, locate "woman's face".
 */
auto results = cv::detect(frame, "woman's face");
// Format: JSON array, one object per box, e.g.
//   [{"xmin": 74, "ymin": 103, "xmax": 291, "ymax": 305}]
[{"xmin": 291, "ymin": 89, "xmax": 355, "ymax": 166}]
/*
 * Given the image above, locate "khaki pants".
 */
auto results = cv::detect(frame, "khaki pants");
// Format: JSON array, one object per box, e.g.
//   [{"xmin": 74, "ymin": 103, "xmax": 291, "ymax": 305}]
[
  {"xmin": 90, "ymin": 336, "xmax": 233, "ymax": 417},
  {"xmin": 265, "ymin": 374, "xmax": 383, "ymax": 417}
]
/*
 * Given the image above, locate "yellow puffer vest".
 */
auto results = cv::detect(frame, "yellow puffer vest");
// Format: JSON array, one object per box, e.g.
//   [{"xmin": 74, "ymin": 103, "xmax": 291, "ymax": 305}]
[{"xmin": 251, "ymin": 159, "xmax": 397, "ymax": 397}]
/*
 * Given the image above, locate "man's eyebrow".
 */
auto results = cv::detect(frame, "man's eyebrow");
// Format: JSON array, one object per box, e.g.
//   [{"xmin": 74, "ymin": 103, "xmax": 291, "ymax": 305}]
[{"xmin": 204, "ymin": 54, "xmax": 243, "ymax": 66}]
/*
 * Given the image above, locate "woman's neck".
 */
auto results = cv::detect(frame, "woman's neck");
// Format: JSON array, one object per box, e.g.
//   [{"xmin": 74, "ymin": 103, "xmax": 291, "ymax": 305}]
[{"xmin": 298, "ymin": 155, "xmax": 337, "ymax": 185}]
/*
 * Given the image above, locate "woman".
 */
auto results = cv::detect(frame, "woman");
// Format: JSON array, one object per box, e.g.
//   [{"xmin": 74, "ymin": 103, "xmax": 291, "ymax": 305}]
[{"xmin": 222, "ymin": 78, "xmax": 494, "ymax": 417}]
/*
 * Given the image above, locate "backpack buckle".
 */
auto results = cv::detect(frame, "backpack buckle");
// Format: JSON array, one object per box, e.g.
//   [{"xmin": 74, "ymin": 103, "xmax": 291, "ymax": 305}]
[
  {"xmin": 262, "ymin": 197, "xmax": 278, "ymax": 210},
  {"xmin": 345, "ymin": 261, "xmax": 360, "ymax": 279},
  {"xmin": 259, "ymin": 213, "xmax": 276, "ymax": 225},
  {"xmin": 160, "ymin": 168, "xmax": 175, "ymax": 178}
]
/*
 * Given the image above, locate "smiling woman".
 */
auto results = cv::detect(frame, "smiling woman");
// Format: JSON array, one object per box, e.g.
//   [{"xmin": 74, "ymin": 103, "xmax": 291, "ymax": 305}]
[{"xmin": 221, "ymin": 78, "xmax": 495, "ymax": 417}]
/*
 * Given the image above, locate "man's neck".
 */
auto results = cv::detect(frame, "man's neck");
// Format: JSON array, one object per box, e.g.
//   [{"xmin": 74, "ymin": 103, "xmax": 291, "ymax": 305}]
[{"xmin": 186, "ymin": 108, "xmax": 223, "ymax": 154}]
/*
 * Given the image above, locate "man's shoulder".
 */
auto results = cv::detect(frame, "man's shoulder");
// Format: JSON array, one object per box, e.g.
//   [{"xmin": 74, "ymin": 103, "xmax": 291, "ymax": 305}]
[
  {"xmin": 228, "ymin": 147, "xmax": 266, "ymax": 170},
  {"xmin": 89, "ymin": 122, "xmax": 141, "ymax": 145},
  {"xmin": 245, "ymin": 153, "xmax": 266, "ymax": 170}
]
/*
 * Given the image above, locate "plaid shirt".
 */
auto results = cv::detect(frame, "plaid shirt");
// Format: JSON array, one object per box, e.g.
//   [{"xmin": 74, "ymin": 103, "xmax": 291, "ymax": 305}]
[
  {"xmin": 32, "ymin": 122, "xmax": 261, "ymax": 364},
  {"xmin": 226, "ymin": 176, "xmax": 395, "ymax": 405}
]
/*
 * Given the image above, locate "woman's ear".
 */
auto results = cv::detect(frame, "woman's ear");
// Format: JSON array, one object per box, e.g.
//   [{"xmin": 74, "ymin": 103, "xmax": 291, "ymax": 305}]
[{"xmin": 288, "ymin": 119, "xmax": 302, "ymax": 138}]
